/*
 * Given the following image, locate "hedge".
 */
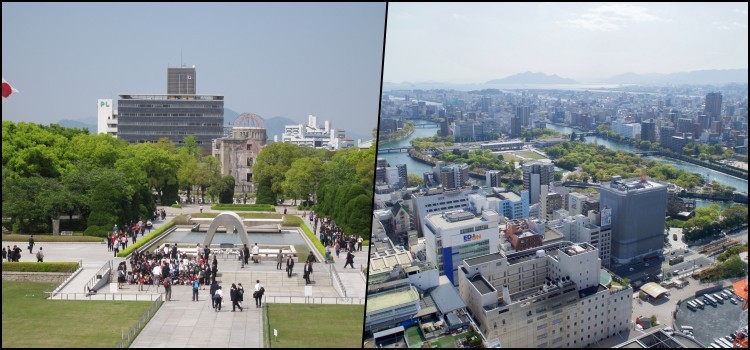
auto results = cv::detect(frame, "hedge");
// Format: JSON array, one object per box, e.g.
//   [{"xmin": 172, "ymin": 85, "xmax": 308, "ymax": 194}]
[
  {"xmin": 210, "ymin": 204, "xmax": 275, "ymax": 211},
  {"xmin": 117, "ymin": 221, "xmax": 175, "ymax": 257},
  {"xmin": 171, "ymin": 204, "xmax": 182, "ymax": 208},
  {"xmin": 2, "ymin": 262, "xmax": 80, "ymax": 273},
  {"xmin": 2, "ymin": 234, "xmax": 104, "ymax": 243},
  {"xmin": 283, "ymin": 216, "xmax": 325, "ymax": 257}
]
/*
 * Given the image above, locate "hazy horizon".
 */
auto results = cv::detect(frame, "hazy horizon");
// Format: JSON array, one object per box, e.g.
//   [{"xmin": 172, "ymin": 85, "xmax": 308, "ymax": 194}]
[
  {"xmin": 2, "ymin": 3, "xmax": 386, "ymax": 138},
  {"xmin": 385, "ymin": 3, "xmax": 748, "ymax": 84}
]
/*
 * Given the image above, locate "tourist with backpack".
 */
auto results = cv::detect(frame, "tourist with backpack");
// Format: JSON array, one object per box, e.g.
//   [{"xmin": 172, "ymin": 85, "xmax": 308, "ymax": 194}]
[
  {"xmin": 253, "ymin": 280, "xmax": 264, "ymax": 308},
  {"xmin": 192, "ymin": 278, "xmax": 200, "ymax": 302}
]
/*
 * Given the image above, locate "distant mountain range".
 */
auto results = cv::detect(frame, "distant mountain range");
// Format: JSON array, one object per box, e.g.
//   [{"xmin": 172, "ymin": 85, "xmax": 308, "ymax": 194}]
[
  {"xmin": 598, "ymin": 69, "xmax": 748, "ymax": 85},
  {"xmin": 487, "ymin": 72, "xmax": 578, "ymax": 85},
  {"xmin": 384, "ymin": 68, "xmax": 748, "ymax": 91},
  {"xmin": 57, "ymin": 118, "xmax": 96, "ymax": 131}
]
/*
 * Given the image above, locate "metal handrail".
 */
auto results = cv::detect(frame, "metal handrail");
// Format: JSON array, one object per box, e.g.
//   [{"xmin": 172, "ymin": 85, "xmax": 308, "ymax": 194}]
[
  {"xmin": 116, "ymin": 294, "xmax": 164, "ymax": 348},
  {"xmin": 84, "ymin": 260, "xmax": 114, "ymax": 294},
  {"xmin": 329, "ymin": 264, "xmax": 347, "ymax": 298}
]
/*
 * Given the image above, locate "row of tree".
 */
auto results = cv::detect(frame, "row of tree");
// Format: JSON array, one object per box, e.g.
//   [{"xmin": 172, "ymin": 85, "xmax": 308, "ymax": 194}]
[
  {"xmin": 2, "ymin": 121, "xmax": 233, "ymax": 234},
  {"xmin": 252, "ymin": 141, "xmax": 375, "ymax": 237}
]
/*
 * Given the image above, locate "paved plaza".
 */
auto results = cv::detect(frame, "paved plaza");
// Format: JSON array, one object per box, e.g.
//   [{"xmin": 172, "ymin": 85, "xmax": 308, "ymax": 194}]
[{"xmin": 3, "ymin": 204, "xmax": 368, "ymax": 348}]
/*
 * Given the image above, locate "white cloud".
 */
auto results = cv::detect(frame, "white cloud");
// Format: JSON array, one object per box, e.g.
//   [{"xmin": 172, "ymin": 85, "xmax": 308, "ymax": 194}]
[{"xmin": 562, "ymin": 4, "xmax": 660, "ymax": 31}]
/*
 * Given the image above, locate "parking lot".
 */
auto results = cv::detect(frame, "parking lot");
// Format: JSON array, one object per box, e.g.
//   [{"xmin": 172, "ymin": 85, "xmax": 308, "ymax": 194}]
[{"xmin": 675, "ymin": 290, "xmax": 745, "ymax": 346}]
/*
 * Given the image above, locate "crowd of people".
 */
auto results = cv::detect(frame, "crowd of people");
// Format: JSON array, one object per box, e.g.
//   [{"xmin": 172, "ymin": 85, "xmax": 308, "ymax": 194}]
[{"xmin": 308, "ymin": 211, "xmax": 362, "ymax": 267}]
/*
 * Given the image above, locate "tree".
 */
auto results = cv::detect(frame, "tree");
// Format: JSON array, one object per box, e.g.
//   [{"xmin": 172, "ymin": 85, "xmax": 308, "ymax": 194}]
[
  {"xmin": 570, "ymin": 131, "xmax": 577, "ymax": 141},
  {"xmin": 217, "ymin": 175, "xmax": 235, "ymax": 204},
  {"xmin": 283, "ymin": 157, "xmax": 324, "ymax": 204},
  {"xmin": 252, "ymin": 143, "xmax": 303, "ymax": 204},
  {"xmin": 408, "ymin": 173, "xmax": 425, "ymax": 187}
]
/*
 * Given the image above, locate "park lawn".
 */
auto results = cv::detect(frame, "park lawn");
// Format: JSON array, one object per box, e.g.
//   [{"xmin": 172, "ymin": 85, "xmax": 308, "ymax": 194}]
[
  {"xmin": 502, "ymin": 153, "xmax": 521, "ymax": 163},
  {"xmin": 515, "ymin": 150, "xmax": 547, "ymax": 160},
  {"xmin": 267, "ymin": 304, "xmax": 364, "ymax": 348},
  {"xmin": 405, "ymin": 326, "xmax": 424, "ymax": 348},
  {"xmin": 2, "ymin": 282, "xmax": 153, "ymax": 348}
]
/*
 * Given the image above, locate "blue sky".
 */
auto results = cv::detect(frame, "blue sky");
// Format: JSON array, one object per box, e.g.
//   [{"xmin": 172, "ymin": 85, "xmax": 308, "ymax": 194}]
[
  {"xmin": 2, "ymin": 3, "xmax": 386, "ymax": 139},
  {"xmin": 385, "ymin": 3, "xmax": 748, "ymax": 83}
]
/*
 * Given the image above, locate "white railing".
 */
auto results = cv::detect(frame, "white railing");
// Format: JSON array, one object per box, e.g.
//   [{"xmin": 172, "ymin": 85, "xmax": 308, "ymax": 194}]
[
  {"xmin": 116, "ymin": 295, "xmax": 163, "ymax": 348},
  {"xmin": 263, "ymin": 294, "xmax": 365, "ymax": 305},
  {"xmin": 45, "ymin": 292, "xmax": 163, "ymax": 302},
  {"xmin": 84, "ymin": 260, "xmax": 114, "ymax": 293},
  {"xmin": 330, "ymin": 264, "xmax": 347, "ymax": 298}
]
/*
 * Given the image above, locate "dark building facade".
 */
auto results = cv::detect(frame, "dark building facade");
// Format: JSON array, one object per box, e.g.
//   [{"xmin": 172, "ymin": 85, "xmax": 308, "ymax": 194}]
[
  {"xmin": 167, "ymin": 67, "xmax": 197, "ymax": 94},
  {"xmin": 117, "ymin": 94, "xmax": 224, "ymax": 152}
]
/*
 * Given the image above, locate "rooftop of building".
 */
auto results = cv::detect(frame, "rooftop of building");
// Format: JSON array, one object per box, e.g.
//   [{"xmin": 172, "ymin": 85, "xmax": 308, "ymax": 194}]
[
  {"xmin": 470, "ymin": 275, "xmax": 495, "ymax": 295},
  {"xmin": 369, "ymin": 247, "xmax": 414, "ymax": 275},
  {"xmin": 119, "ymin": 94, "xmax": 223, "ymax": 100},
  {"xmin": 366, "ymin": 285, "xmax": 420, "ymax": 314},
  {"xmin": 425, "ymin": 210, "xmax": 496, "ymax": 230},
  {"xmin": 495, "ymin": 191, "xmax": 521, "ymax": 202},
  {"xmin": 602, "ymin": 176, "xmax": 666, "ymax": 193},
  {"xmin": 464, "ymin": 241, "xmax": 585, "ymax": 267}
]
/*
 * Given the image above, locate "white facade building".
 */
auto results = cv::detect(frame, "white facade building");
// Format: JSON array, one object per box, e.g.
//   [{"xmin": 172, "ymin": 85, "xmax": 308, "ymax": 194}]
[
  {"xmin": 281, "ymin": 114, "xmax": 354, "ymax": 150},
  {"xmin": 458, "ymin": 241, "xmax": 632, "ymax": 348},
  {"xmin": 423, "ymin": 210, "xmax": 500, "ymax": 285},
  {"xmin": 96, "ymin": 99, "xmax": 118, "ymax": 137}
]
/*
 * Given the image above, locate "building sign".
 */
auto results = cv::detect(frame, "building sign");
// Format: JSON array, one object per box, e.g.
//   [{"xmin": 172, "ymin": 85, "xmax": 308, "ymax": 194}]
[
  {"xmin": 463, "ymin": 233, "xmax": 482, "ymax": 242},
  {"xmin": 601, "ymin": 207, "xmax": 612, "ymax": 227},
  {"xmin": 99, "ymin": 100, "xmax": 110, "ymax": 108}
]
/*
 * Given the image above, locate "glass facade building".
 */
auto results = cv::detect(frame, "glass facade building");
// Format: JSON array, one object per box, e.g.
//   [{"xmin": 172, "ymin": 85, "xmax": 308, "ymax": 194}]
[{"xmin": 117, "ymin": 94, "xmax": 224, "ymax": 151}]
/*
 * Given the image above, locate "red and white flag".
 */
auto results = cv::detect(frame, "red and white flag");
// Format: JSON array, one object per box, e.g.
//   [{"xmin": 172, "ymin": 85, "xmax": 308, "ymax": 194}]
[{"xmin": 2, "ymin": 78, "xmax": 19, "ymax": 102}]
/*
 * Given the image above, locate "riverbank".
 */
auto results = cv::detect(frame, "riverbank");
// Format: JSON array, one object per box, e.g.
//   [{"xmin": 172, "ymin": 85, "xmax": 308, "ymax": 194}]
[{"xmin": 379, "ymin": 121, "xmax": 415, "ymax": 143}]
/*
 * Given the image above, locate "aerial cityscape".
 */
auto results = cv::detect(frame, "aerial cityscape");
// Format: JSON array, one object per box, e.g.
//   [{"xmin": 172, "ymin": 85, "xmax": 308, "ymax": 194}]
[
  {"xmin": 367, "ymin": 2, "xmax": 748, "ymax": 348},
  {"xmin": 2, "ymin": 2, "xmax": 749, "ymax": 349}
]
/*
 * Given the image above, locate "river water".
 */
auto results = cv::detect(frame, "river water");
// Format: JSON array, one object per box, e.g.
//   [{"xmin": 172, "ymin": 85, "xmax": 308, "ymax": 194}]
[{"xmin": 378, "ymin": 121, "xmax": 748, "ymax": 195}]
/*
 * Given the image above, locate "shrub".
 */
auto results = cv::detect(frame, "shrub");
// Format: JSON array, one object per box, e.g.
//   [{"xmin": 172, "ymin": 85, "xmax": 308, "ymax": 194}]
[
  {"xmin": 210, "ymin": 204, "xmax": 275, "ymax": 211},
  {"xmin": 117, "ymin": 221, "xmax": 175, "ymax": 257},
  {"xmin": 2, "ymin": 262, "xmax": 80, "ymax": 273},
  {"xmin": 83, "ymin": 225, "xmax": 110, "ymax": 238},
  {"xmin": 171, "ymin": 204, "xmax": 182, "ymax": 209}
]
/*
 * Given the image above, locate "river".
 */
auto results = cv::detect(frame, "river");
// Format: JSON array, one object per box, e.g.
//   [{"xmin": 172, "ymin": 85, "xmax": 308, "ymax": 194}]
[
  {"xmin": 377, "ymin": 121, "xmax": 747, "ymax": 194},
  {"xmin": 544, "ymin": 124, "xmax": 748, "ymax": 193}
]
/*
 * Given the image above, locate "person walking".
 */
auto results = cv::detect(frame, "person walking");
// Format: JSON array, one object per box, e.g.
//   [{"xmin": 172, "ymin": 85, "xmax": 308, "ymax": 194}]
[
  {"xmin": 239, "ymin": 248, "xmax": 245, "ymax": 268},
  {"xmin": 230, "ymin": 283, "xmax": 243, "ymax": 312},
  {"xmin": 243, "ymin": 244, "xmax": 250, "ymax": 266},
  {"xmin": 192, "ymin": 278, "xmax": 200, "ymax": 301},
  {"xmin": 237, "ymin": 283, "xmax": 245, "ymax": 309},
  {"xmin": 36, "ymin": 247, "xmax": 44, "ymax": 262},
  {"xmin": 251, "ymin": 243, "xmax": 260, "ymax": 263},
  {"xmin": 210, "ymin": 280, "xmax": 219, "ymax": 307},
  {"xmin": 303, "ymin": 261, "xmax": 313, "ymax": 285},
  {"xmin": 306, "ymin": 251, "xmax": 316, "ymax": 264},
  {"xmin": 325, "ymin": 244, "xmax": 332, "ymax": 264},
  {"xmin": 253, "ymin": 280, "xmax": 264, "ymax": 308},
  {"xmin": 276, "ymin": 249, "xmax": 284, "ymax": 270},
  {"xmin": 344, "ymin": 250, "xmax": 355, "ymax": 269},
  {"xmin": 214, "ymin": 286, "xmax": 223, "ymax": 312},
  {"xmin": 334, "ymin": 241, "xmax": 341, "ymax": 259},
  {"xmin": 286, "ymin": 255, "xmax": 294, "ymax": 278},
  {"xmin": 199, "ymin": 204, "xmax": 203, "ymax": 213},
  {"xmin": 152, "ymin": 263, "xmax": 162, "ymax": 292},
  {"xmin": 28, "ymin": 235, "xmax": 35, "ymax": 254},
  {"xmin": 163, "ymin": 278, "xmax": 172, "ymax": 302},
  {"xmin": 2, "ymin": 247, "xmax": 6, "ymax": 262},
  {"xmin": 357, "ymin": 236, "xmax": 363, "ymax": 251}
]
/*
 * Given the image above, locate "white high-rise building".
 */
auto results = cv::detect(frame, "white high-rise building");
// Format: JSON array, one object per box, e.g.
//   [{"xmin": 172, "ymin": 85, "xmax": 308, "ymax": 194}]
[{"xmin": 96, "ymin": 99, "xmax": 118, "ymax": 137}]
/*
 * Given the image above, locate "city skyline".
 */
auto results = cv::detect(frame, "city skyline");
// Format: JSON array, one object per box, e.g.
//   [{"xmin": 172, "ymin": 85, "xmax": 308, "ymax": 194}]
[
  {"xmin": 1, "ymin": 3, "xmax": 386, "ymax": 139},
  {"xmin": 385, "ymin": 3, "xmax": 748, "ymax": 84}
]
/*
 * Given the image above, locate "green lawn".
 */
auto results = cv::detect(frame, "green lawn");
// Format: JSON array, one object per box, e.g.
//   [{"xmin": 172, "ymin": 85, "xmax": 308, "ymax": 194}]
[
  {"xmin": 405, "ymin": 326, "xmax": 424, "ymax": 347},
  {"xmin": 514, "ymin": 151, "xmax": 547, "ymax": 160},
  {"xmin": 267, "ymin": 304, "xmax": 364, "ymax": 348},
  {"xmin": 2, "ymin": 282, "xmax": 154, "ymax": 348}
]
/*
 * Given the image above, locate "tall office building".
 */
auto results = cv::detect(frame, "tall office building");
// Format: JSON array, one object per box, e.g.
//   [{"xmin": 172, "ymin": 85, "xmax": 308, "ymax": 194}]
[
  {"xmin": 704, "ymin": 92, "xmax": 722, "ymax": 129},
  {"xmin": 600, "ymin": 176, "xmax": 667, "ymax": 266},
  {"xmin": 510, "ymin": 115, "xmax": 522, "ymax": 138},
  {"xmin": 458, "ymin": 241, "xmax": 632, "ymax": 348},
  {"xmin": 659, "ymin": 125, "xmax": 675, "ymax": 150},
  {"xmin": 117, "ymin": 66, "xmax": 224, "ymax": 152},
  {"xmin": 640, "ymin": 119, "xmax": 656, "ymax": 142},
  {"xmin": 167, "ymin": 66, "xmax": 196, "ymax": 94},
  {"xmin": 523, "ymin": 161, "xmax": 555, "ymax": 204},
  {"xmin": 516, "ymin": 105, "xmax": 530, "ymax": 127},
  {"xmin": 396, "ymin": 164, "xmax": 408, "ymax": 189}
]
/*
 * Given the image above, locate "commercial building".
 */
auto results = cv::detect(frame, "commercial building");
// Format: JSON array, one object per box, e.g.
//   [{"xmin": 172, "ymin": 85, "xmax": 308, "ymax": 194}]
[
  {"xmin": 523, "ymin": 162, "xmax": 555, "ymax": 204},
  {"xmin": 434, "ymin": 162, "xmax": 469, "ymax": 190},
  {"xmin": 365, "ymin": 285, "xmax": 421, "ymax": 333},
  {"xmin": 458, "ymin": 241, "xmax": 633, "ymax": 348},
  {"xmin": 412, "ymin": 188, "xmax": 473, "ymax": 236},
  {"xmin": 549, "ymin": 214, "xmax": 611, "ymax": 268},
  {"xmin": 497, "ymin": 191, "xmax": 530, "ymax": 220},
  {"xmin": 423, "ymin": 210, "xmax": 500, "ymax": 285},
  {"xmin": 486, "ymin": 170, "xmax": 502, "ymax": 188},
  {"xmin": 641, "ymin": 119, "xmax": 656, "ymax": 142},
  {"xmin": 600, "ymin": 176, "xmax": 667, "ymax": 266},
  {"xmin": 704, "ymin": 92, "xmax": 722, "ymax": 129},
  {"xmin": 282, "ymin": 115, "xmax": 353, "ymax": 150},
  {"xmin": 612, "ymin": 120, "xmax": 641, "ymax": 139},
  {"xmin": 97, "ymin": 99, "xmax": 118, "ymax": 137},
  {"xmin": 212, "ymin": 113, "xmax": 267, "ymax": 194}
]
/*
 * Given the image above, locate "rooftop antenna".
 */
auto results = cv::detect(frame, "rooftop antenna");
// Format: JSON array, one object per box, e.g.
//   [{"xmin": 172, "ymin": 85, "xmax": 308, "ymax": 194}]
[{"xmin": 180, "ymin": 50, "xmax": 183, "ymax": 68}]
